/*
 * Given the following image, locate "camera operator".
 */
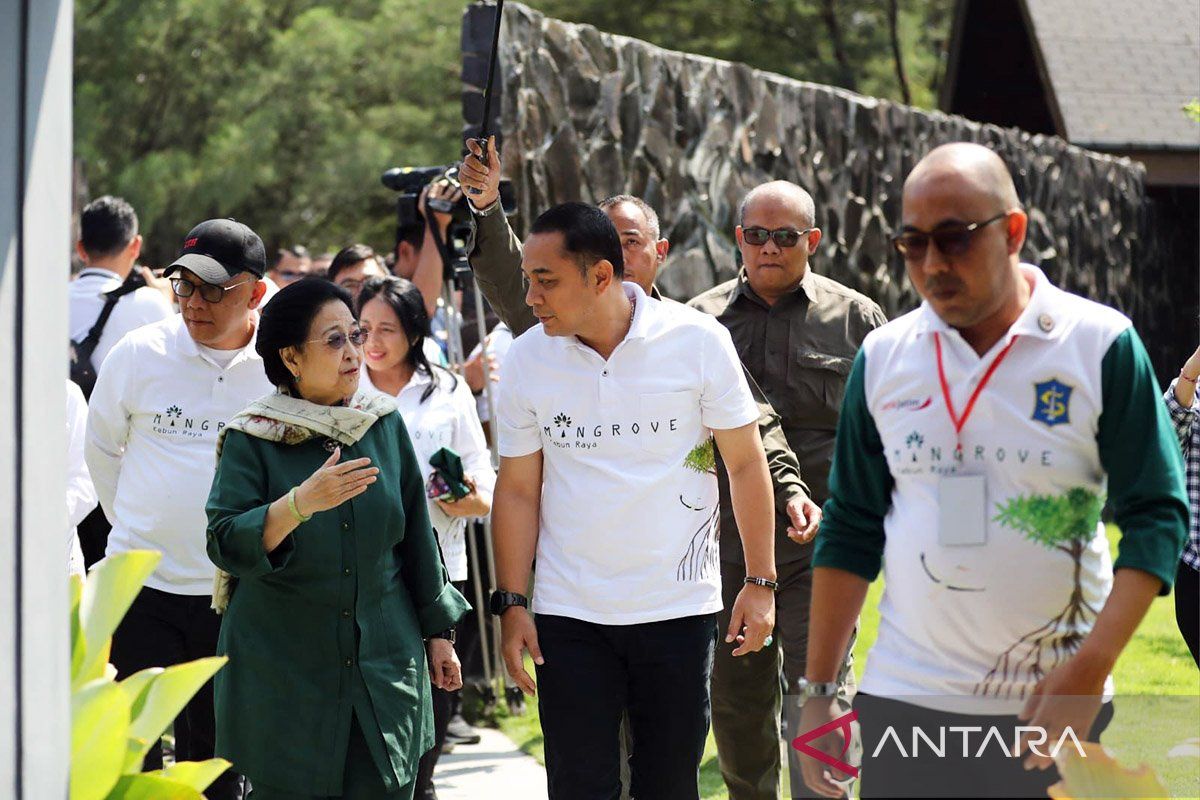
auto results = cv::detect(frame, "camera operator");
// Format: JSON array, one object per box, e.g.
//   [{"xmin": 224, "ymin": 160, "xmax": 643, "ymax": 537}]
[{"xmin": 392, "ymin": 181, "xmax": 464, "ymax": 320}]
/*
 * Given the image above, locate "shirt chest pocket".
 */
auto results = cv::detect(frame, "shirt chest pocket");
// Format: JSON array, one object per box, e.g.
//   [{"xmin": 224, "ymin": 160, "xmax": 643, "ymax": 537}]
[
  {"xmin": 638, "ymin": 390, "xmax": 697, "ymax": 457},
  {"xmin": 784, "ymin": 349, "xmax": 853, "ymax": 429}
]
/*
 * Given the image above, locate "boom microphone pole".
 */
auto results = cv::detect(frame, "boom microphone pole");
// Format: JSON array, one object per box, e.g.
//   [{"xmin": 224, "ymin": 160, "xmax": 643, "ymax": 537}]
[{"xmin": 467, "ymin": 0, "xmax": 504, "ymax": 196}]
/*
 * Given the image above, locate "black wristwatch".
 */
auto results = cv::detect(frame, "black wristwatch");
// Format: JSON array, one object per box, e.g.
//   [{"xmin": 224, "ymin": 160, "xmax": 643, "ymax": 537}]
[
  {"xmin": 428, "ymin": 628, "xmax": 456, "ymax": 643},
  {"xmin": 489, "ymin": 590, "xmax": 529, "ymax": 616}
]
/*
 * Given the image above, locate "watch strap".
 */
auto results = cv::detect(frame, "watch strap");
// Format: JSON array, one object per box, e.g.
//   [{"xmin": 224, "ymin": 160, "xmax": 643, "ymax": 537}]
[
  {"xmin": 469, "ymin": 197, "xmax": 502, "ymax": 217},
  {"xmin": 744, "ymin": 575, "xmax": 779, "ymax": 591},
  {"xmin": 797, "ymin": 677, "xmax": 840, "ymax": 699},
  {"xmin": 489, "ymin": 590, "xmax": 529, "ymax": 616}
]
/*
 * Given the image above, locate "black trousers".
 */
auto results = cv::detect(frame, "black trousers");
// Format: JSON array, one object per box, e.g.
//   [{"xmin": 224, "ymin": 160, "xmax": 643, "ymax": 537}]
[
  {"xmin": 535, "ymin": 612, "xmax": 717, "ymax": 800},
  {"xmin": 110, "ymin": 586, "xmax": 244, "ymax": 800},
  {"xmin": 854, "ymin": 693, "xmax": 1114, "ymax": 799},
  {"xmin": 1176, "ymin": 561, "xmax": 1199, "ymax": 665}
]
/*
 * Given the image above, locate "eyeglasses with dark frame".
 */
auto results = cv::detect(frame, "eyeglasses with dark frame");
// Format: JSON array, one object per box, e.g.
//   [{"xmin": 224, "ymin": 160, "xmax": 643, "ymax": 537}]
[
  {"xmin": 170, "ymin": 277, "xmax": 254, "ymax": 304},
  {"xmin": 741, "ymin": 226, "xmax": 814, "ymax": 248},
  {"xmin": 306, "ymin": 329, "xmax": 368, "ymax": 351},
  {"xmin": 890, "ymin": 212, "xmax": 1010, "ymax": 262}
]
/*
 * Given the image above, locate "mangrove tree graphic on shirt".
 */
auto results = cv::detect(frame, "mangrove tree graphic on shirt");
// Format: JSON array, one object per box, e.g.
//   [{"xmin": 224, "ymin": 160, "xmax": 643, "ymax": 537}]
[
  {"xmin": 553, "ymin": 412, "xmax": 572, "ymax": 437},
  {"xmin": 974, "ymin": 487, "xmax": 1104, "ymax": 698},
  {"xmin": 676, "ymin": 438, "xmax": 719, "ymax": 582}
]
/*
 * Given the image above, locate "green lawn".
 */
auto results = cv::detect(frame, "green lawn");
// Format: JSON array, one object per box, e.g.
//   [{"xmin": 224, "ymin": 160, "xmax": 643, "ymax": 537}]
[{"xmin": 494, "ymin": 526, "xmax": 1198, "ymax": 798}]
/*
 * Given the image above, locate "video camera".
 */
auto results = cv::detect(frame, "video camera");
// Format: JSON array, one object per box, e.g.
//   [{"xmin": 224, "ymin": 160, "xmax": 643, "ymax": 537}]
[{"xmin": 380, "ymin": 164, "xmax": 516, "ymax": 285}]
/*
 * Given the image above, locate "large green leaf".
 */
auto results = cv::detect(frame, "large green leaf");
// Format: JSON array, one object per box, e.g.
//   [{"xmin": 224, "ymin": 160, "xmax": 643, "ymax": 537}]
[
  {"xmin": 69, "ymin": 574, "xmax": 84, "ymax": 684},
  {"xmin": 69, "ymin": 679, "xmax": 130, "ymax": 800},
  {"xmin": 149, "ymin": 759, "xmax": 232, "ymax": 792},
  {"xmin": 1049, "ymin": 741, "xmax": 1169, "ymax": 799},
  {"xmin": 123, "ymin": 657, "xmax": 227, "ymax": 772},
  {"xmin": 106, "ymin": 773, "xmax": 204, "ymax": 800},
  {"xmin": 118, "ymin": 667, "xmax": 163, "ymax": 720},
  {"xmin": 117, "ymin": 667, "xmax": 164, "ymax": 763},
  {"xmin": 76, "ymin": 551, "xmax": 161, "ymax": 689}
]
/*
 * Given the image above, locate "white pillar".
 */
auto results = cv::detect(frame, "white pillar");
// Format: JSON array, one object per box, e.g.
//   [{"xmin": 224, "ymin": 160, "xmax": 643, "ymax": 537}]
[{"xmin": 0, "ymin": 0, "xmax": 73, "ymax": 794}]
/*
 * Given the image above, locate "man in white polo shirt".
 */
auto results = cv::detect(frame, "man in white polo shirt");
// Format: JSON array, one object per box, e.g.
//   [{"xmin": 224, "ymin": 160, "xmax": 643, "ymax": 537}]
[
  {"xmin": 86, "ymin": 218, "xmax": 272, "ymax": 800},
  {"xmin": 70, "ymin": 195, "xmax": 174, "ymax": 567},
  {"xmin": 797, "ymin": 143, "xmax": 1187, "ymax": 799},
  {"xmin": 491, "ymin": 202, "xmax": 777, "ymax": 800}
]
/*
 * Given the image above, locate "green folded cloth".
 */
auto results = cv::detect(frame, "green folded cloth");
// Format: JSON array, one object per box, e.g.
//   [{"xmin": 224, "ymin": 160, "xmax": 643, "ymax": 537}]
[{"xmin": 429, "ymin": 447, "xmax": 471, "ymax": 500}]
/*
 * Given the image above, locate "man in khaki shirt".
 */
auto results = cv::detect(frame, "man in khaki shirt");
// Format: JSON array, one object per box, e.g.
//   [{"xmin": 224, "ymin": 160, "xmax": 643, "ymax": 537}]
[{"xmin": 689, "ymin": 181, "xmax": 886, "ymax": 800}]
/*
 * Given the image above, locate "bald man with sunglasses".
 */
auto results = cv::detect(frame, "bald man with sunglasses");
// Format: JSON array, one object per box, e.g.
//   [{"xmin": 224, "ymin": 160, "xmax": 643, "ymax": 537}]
[{"xmin": 689, "ymin": 181, "xmax": 886, "ymax": 800}]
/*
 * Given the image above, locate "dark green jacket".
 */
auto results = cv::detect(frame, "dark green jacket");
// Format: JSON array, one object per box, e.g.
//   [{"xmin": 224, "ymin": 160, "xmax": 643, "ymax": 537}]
[{"xmin": 206, "ymin": 411, "xmax": 470, "ymax": 795}]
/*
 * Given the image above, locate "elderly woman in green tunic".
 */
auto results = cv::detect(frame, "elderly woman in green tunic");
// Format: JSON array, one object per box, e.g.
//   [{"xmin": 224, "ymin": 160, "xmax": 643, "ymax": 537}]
[{"xmin": 206, "ymin": 278, "xmax": 470, "ymax": 799}]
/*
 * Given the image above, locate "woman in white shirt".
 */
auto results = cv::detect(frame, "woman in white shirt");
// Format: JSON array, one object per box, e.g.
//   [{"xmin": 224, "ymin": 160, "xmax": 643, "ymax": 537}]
[{"xmin": 357, "ymin": 276, "xmax": 495, "ymax": 797}]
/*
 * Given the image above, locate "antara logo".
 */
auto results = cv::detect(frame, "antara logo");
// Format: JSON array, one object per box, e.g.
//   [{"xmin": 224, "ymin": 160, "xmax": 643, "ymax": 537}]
[
  {"xmin": 792, "ymin": 710, "xmax": 860, "ymax": 778},
  {"xmin": 882, "ymin": 396, "xmax": 933, "ymax": 412}
]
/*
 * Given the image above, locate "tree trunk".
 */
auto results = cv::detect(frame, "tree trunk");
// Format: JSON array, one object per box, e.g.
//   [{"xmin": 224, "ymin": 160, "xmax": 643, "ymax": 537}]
[
  {"xmin": 887, "ymin": 0, "xmax": 912, "ymax": 104},
  {"xmin": 818, "ymin": 0, "xmax": 857, "ymax": 92}
]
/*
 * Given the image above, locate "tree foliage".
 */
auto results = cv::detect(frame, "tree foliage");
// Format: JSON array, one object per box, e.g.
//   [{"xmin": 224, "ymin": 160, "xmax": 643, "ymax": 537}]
[
  {"xmin": 76, "ymin": 0, "xmax": 472, "ymax": 264},
  {"xmin": 992, "ymin": 487, "xmax": 1104, "ymax": 550},
  {"xmin": 683, "ymin": 438, "xmax": 716, "ymax": 474},
  {"xmin": 529, "ymin": 0, "xmax": 954, "ymax": 106},
  {"xmin": 75, "ymin": 0, "xmax": 953, "ymax": 265}
]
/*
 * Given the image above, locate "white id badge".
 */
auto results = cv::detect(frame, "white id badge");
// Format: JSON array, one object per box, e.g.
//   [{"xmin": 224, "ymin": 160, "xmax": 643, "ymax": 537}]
[{"xmin": 938, "ymin": 474, "xmax": 987, "ymax": 546}]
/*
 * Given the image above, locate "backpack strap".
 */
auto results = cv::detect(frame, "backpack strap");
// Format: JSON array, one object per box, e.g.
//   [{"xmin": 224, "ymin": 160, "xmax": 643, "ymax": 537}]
[{"xmin": 77, "ymin": 279, "xmax": 145, "ymax": 351}]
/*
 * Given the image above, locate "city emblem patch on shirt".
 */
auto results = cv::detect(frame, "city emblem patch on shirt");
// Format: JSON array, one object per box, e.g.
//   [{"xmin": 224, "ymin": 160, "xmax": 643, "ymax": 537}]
[{"xmin": 1032, "ymin": 379, "xmax": 1072, "ymax": 427}]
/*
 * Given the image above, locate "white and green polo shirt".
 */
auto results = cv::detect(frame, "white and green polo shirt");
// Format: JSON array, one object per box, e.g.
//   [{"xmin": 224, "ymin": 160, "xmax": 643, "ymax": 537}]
[{"xmin": 815, "ymin": 264, "xmax": 1188, "ymax": 712}]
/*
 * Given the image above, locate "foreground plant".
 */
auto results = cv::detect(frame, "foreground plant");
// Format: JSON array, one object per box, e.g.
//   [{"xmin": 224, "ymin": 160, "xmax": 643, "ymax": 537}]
[{"xmin": 71, "ymin": 550, "xmax": 230, "ymax": 799}]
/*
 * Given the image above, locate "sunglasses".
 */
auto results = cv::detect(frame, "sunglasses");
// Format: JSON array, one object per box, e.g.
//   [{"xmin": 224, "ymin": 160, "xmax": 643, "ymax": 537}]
[
  {"xmin": 891, "ymin": 212, "xmax": 1009, "ymax": 262},
  {"xmin": 307, "ymin": 329, "xmax": 368, "ymax": 351},
  {"xmin": 170, "ymin": 277, "xmax": 253, "ymax": 304},
  {"xmin": 741, "ymin": 227, "xmax": 814, "ymax": 248}
]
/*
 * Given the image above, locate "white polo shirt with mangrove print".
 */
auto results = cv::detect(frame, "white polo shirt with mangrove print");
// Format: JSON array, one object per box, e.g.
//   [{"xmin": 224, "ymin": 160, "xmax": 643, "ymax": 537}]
[{"xmin": 497, "ymin": 282, "xmax": 759, "ymax": 625}]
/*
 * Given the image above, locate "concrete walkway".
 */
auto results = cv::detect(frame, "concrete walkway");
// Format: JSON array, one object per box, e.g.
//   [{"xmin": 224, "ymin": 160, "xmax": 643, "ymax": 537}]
[{"xmin": 434, "ymin": 727, "xmax": 547, "ymax": 799}]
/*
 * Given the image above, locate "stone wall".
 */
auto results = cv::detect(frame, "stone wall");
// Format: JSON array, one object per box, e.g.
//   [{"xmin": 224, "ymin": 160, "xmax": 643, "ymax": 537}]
[{"xmin": 462, "ymin": 3, "xmax": 1181, "ymax": 375}]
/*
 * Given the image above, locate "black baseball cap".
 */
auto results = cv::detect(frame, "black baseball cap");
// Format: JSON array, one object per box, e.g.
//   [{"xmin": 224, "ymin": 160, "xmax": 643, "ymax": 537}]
[{"xmin": 164, "ymin": 219, "xmax": 267, "ymax": 284}]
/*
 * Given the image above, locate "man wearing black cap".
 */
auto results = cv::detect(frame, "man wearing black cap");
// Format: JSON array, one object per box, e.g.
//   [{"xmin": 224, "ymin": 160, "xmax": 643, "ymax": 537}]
[{"xmin": 85, "ymin": 219, "xmax": 273, "ymax": 799}]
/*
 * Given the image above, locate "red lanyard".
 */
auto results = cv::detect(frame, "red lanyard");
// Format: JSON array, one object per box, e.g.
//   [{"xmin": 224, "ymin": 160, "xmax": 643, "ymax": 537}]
[{"xmin": 934, "ymin": 332, "xmax": 1019, "ymax": 449}]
